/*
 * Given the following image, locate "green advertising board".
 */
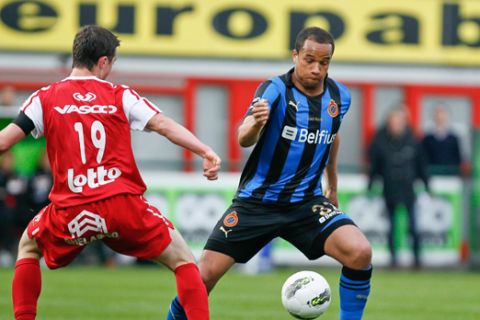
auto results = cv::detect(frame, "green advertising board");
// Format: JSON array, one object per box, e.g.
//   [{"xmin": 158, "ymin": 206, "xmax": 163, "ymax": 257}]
[
  {"xmin": 143, "ymin": 173, "xmax": 462, "ymax": 267},
  {"xmin": 0, "ymin": 116, "xmax": 46, "ymax": 177},
  {"xmin": 472, "ymin": 129, "xmax": 480, "ymax": 261}
]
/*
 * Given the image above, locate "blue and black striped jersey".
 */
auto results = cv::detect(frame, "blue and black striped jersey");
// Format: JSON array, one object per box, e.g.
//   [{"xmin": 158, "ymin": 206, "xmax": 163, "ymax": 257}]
[{"xmin": 236, "ymin": 68, "xmax": 351, "ymax": 204}]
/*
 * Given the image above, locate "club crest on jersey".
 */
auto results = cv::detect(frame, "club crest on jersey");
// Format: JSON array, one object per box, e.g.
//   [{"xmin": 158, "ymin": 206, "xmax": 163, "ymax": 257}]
[
  {"xmin": 327, "ymin": 99, "xmax": 339, "ymax": 117},
  {"xmin": 223, "ymin": 211, "xmax": 239, "ymax": 227},
  {"xmin": 73, "ymin": 92, "xmax": 96, "ymax": 102}
]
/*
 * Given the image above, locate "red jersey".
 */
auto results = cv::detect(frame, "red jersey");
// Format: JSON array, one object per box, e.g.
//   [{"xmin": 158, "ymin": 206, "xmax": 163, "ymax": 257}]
[{"xmin": 21, "ymin": 76, "xmax": 160, "ymax": 208}]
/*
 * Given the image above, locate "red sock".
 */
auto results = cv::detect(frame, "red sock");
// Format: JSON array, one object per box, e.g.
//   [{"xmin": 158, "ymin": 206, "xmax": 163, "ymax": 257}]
[
  {"xmin": 12, "ymin": 258, "xmax": 41, "ymax": 320},
  {"xmin": 175, "ymin": 263, "xmax": 209, "ymax": 320}
]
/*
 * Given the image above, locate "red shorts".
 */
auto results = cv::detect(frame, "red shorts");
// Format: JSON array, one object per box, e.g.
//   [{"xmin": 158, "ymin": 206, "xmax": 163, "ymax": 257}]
[{"xmin": 27, "ymin": 194, "xmax": 174, "ymax": 269}]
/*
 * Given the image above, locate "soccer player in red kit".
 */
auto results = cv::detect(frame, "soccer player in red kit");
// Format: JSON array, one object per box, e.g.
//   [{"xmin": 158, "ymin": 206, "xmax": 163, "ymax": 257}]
[{"xmin": 6, "ymin": 25, "xmax": 219, "ymax": 320}]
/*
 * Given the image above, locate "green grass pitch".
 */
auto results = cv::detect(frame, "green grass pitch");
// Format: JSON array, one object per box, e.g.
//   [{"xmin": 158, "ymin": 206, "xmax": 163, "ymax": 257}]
[{"xmin": 1, "ymin": 266, "xmax": 479, "ymax": 319}]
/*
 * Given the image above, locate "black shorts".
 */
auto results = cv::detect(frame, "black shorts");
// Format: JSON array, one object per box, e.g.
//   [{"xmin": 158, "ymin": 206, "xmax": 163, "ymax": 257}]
[{"xmin": 204, "ymin": 196, "xmax": 355, "ymax": 263}]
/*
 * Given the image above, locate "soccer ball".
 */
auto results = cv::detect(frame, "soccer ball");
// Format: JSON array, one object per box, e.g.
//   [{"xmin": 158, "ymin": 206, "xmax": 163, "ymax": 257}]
[{"xmin": 281, "ymin": 271, "xmax": 331, "ymax": 319}]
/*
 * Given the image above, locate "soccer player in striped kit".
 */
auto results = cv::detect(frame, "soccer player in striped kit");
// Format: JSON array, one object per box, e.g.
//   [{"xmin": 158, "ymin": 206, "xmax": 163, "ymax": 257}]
[
  {"xmin": 167, "ymin": 27, "xmax": 372, "ymax": 320},
  {"xmin": 6, "ymin": 25, "xmax": 219, "ymax": 320}
]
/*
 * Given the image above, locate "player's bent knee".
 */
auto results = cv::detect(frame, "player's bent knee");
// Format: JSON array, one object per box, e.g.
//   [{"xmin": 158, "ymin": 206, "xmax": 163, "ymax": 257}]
[
  {"xmin": 156, "ymin": 247, "xmax": 195, "ymax": 271},
  {"xmin": 199, "ymin": 269, "xmax": 217, "ymax": 292},
  {"xmin": 198, "ymin": 261, "xmax": 224, "ymax": 293},
  {"xmin": 17, "ymin": 229, "xmax": 41, "ymax": 260},
  {"xmin": 198, "ymin": 250, "xmax": 234, "ymax": 293},
  {"xmin": 153, "ymin": 230, "xmax": 196, "ymax": 270},
  {"xmin": 325, "ymin": 225, "xmax": 372, "ymax": 269},
  {"xmin": 348, "ymin": 241, "xmax": 372, "ymax": 269}
]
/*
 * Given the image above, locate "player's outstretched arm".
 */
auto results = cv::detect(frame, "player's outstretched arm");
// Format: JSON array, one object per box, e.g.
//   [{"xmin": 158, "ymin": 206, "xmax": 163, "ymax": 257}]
[
  {"xmin": 0, "ymin": 124, "xmax": 26, "ymax": 154},
  {"xmin": 238, "ymin": 99, "xmax": 270, "ymax": 147},
  {"xmin": 145, "ymin": 113, "xmax": 221, "ymax": 180}
]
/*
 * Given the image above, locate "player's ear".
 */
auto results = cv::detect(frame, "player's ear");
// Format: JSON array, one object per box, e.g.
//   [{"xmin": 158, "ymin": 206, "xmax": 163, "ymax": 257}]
[
  {"xmin": 292, "ymin": 50, "xmax": 298, "ymax": 64},
  {"xmin": 98, "ymin": 56, "xmax": 108, "ymax": 68}
]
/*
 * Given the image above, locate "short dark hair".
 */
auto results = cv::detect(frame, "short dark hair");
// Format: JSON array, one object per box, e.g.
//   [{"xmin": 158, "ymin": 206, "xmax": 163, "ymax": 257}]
[
  {"xmin": 294, "ymin": 27, "xmax": 335, "ymax": 55},
  {"xmin": 72, "ymin": 25, "xmax": 120, "ymax": 70}
]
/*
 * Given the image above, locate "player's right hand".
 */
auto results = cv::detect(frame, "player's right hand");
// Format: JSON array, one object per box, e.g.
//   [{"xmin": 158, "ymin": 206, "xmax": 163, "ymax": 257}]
[
  {"xmin": 251, "ymin": 99, "xmax": 270, "ymax": 127},
  {"xmin": 202, "ymin": 150, "xmax": 221, "ymax": 181}
]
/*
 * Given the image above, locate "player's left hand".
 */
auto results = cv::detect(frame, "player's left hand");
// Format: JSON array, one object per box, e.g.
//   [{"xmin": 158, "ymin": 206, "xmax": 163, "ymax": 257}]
[
  {"xmin": 324, "ymin": 188, "xmax": 338, "ymax": 207},
  {"xmin": 202, "ymin": 150, "xmax": 221, "ymax": 180}
]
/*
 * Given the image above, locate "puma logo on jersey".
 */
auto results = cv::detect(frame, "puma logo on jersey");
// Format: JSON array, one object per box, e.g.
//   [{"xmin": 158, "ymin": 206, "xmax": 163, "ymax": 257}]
[
  {"xmin": 67, "ymin": 165, "xmax": 122, "ymax": 193},
  {"xmin": 54, "ymin": 105, "xmax": 117, "ymax": 114},
  {"xmin": 73, "ymin": 92, "xmax": 96, "ymax": 102},
  {"xmin": 288, "ymin": 100, "xmax": 299, "ymax": 111},
  {"xmin": 219, "ymin": 226, "xmax": 233, "ymax": 238}
]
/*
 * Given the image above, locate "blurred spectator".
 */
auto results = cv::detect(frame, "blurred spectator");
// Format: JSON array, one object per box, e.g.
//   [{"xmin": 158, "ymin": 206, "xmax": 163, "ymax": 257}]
[
  {"xmin": 27, "ymin": 151, "xmax": 53, "ymax": 213},
  {"xmin": 6, "ymin": 164, "xmax": 31, "ymax": 241},
  {"xmin": 0, "ymin": 152, "xmax": 16, "ymax": 265},
  {"xmin": 422, "ymin": 106, "xmax": 462, "ymax": 175},
  {"xmin": 0, "ymin": 151, "xmax": 31, "ymax": 265},
  {"xmin": 0, "ymin": 85, "xmax": 17, "ymax": 107},
  {"xmin": 367, "ymin": 106, "xmax": 430, "ymax": 268}
]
